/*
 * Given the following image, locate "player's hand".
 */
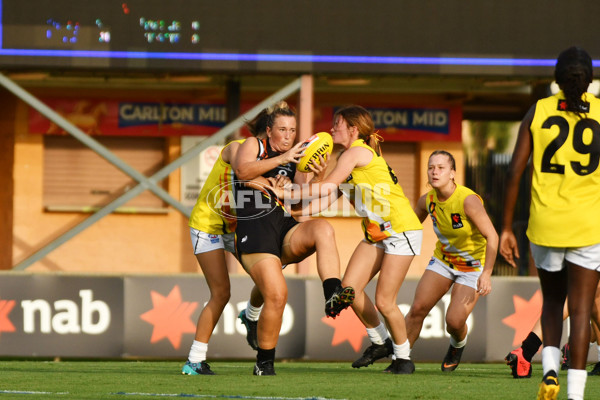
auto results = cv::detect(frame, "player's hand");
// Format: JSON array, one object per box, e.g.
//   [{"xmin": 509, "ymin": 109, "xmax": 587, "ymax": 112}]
[
  {"xmin": 499, "ymin": 230, "xmax": 519, "ymax": 268},
  {"xmin": 476, "ymin": 273, "xmax": 492, "ymax": 296},
  {"xmin": 308, "ymin": 155, "xmax": 328, "ymax": 183},
  {"xmin": 269, "ymin": 174, "xmax": 292, "ymax": 188},
  {"xmin": 265, "ymin": 177, "xmax": 294, "ymax": 200},
  {"xmin": 279, "ymin": 142, "xmax": 305, "ymax": 165}
]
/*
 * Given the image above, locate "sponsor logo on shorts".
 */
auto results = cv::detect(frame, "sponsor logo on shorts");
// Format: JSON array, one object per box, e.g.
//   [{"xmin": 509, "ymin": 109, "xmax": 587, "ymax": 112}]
[
  {"xmin": 209, "ymin": 234, "xmax": 220, "ymax": 244},
  {"xmin": 241, "ymin": 236, "xmax": 248, "ymax": 243}
]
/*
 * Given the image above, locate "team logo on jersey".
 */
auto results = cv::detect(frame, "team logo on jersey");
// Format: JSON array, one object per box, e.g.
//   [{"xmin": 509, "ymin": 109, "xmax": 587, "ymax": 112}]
[
  {"xmin": 557, "ymin": 99, "xmax": 590, "ymax": 113},
  {"xmin": 428, "ymin": 202, "xmax": 436, "ymax": 214},
  {"xmin": 451, "ymin": 213, "xmax": 463, "ymax": 229},
  {"xmin": 428, "ymin": 201, "xmax": 438, "ymax": 225}
]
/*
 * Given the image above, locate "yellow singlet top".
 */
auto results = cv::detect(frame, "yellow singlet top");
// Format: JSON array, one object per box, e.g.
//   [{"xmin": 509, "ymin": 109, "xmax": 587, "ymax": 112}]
[
  {"xmin": 426, "ymin": 185, "xmax": 486, "ymax": 272},
  {"xmin": 528, "ymin": 91, "xmax": 600, "ymax": 247},
  {"xmin": 188, "ymin": 139, "xmax": 244, "ymax": 235},
  {"xmin": 342, "ymin": 140, "xmax": 422, "ymax": 242}
]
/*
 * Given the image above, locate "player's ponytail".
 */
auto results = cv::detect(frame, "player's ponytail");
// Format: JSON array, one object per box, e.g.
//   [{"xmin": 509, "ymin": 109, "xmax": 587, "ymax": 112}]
[
  {"xmin": 245, "ymin": 109, "xmax": 270, "ymax": 137},
  {"xmin": 555, "ymin": 46, "xmax": 593, "ymax": 119}
]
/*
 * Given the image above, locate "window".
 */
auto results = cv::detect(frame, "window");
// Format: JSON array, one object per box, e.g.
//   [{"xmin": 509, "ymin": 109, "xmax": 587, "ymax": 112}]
[{"xmin": 43, "ymin": 136, "xmax": 168, "ymax": 213}]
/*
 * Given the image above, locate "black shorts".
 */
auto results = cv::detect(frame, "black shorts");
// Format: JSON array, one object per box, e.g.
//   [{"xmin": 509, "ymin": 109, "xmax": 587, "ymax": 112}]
[{"xmin": 235, "ymin": 208, "xmax": 298, "ymax": 258}]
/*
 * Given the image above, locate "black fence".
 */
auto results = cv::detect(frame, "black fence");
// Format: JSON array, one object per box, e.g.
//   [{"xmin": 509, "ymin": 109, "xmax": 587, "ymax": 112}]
[{"xmin": 465, "ymin": 152, "xmax": 532, "ymax": 276}]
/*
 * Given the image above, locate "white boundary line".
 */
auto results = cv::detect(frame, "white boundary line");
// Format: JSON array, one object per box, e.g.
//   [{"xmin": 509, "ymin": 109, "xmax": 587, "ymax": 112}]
[
  {"xmin": 0, "ymin": 390, "xmax": 69, "ymax": 395},
  {"xmin": 113, "ymin": 392, "xmax": 347, "ymax": 400}
]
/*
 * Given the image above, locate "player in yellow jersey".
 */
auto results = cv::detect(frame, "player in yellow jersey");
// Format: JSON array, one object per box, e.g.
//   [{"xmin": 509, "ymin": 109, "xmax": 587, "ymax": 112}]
[
  {"xmin": 500, "ymin": 46, "xmax": 600, "ymax": 400},
  {"xmin": 270, "ymin": 105, "xmax": 423, "ymax": 374},
  {"xmin": 182, "ymin": 107, "xmax": 274, "ymax": 376},
  {"xmin": 404, "ymin": 150, "xmax": 498, "ymax": 372}
]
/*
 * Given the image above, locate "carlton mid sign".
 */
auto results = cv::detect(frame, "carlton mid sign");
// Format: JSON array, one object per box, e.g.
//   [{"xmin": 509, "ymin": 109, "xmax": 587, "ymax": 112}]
[{"xmin": 28, "ymin": 99, "xmax": 462, "ymax": 142}]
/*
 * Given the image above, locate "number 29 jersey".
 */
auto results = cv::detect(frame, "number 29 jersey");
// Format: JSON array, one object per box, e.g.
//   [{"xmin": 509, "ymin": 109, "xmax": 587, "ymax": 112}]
[{"xmin": 528, "ymin": 91, "xmax": 600, "ymax": 247}]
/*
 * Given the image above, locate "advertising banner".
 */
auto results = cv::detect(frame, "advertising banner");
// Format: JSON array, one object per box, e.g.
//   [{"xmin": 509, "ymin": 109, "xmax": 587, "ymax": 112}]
[
  {"xmin": 28, "ymin": 99, "xmax": 461, "ymax": 142},
  {"xmin": 0, "ymin": 275, "xmax": 123, "ymax": 358},
  {"xmin": 28, "ymin": 99, "xmax": 229, "ymax": 136},
  {"xmin": 0, "ymin": 274, "xmax": 583, "ymax": 363},
  {"xmin": 305, "ymin": 279, "xmax": 485, "ymax": 362},
  {"xmin": 318, "ymin": 106, "xmax": 462, "ymax": 142},
  {"xmin": 123, "ymin": 276, "xmax": 305, "ymax": 359}
]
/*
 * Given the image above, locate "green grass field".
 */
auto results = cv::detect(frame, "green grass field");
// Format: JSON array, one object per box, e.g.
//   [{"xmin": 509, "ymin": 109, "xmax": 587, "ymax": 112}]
[{"xmin": 1, "ymin": 360, "xmax": 598, "ymax": 399}]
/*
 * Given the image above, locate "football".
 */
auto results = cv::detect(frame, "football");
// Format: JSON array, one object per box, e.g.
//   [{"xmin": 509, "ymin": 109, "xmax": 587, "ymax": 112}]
[{"xmin": 296, "ymin": 132, "xmax": 334, "ymax": 172}]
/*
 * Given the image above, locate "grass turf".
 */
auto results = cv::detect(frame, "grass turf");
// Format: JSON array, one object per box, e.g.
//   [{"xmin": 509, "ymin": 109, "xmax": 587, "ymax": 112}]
[{"xmin": 0, "ymin": 360, "xmax": 598, "ymax": 399}]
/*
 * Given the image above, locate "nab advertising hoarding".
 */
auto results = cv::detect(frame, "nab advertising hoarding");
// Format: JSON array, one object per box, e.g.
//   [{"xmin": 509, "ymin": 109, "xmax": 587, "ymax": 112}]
[{"xmin": 0, "ymin": 274, "xmax": 582, "ymax": 363}]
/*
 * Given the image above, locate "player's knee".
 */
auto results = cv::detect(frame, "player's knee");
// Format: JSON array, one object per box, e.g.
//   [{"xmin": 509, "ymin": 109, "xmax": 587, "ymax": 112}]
[
  {"xmin": 445, "ymin": 314, "xmax": 466, "ymax": 333},
  {"xmin": 211, "ymin": 288, "xmax": 231, "ymax": 306},
  {"xmin": 408, "ymin": 302, "xmax": 430, "ymax": 320},
  {"xmin": 264, "ymin": 288, "xmax": 288, "ymax": 311},
  {"xmin": 312, "ymin": 219, "xmax": 336, "ymax": 241},
  {"xmin": 374, "ymin": 297, "xmax": 396, "ymax": 316}
]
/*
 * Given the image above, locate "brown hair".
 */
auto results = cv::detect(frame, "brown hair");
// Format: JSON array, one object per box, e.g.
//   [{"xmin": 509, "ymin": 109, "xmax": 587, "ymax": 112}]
[
  {"xmin": 429, "ymin": 150, "xmax": 456, "ymax": 171},
  {"xmin": 334, "ymin": 105, "xmax": 382, "ymax": 155},
  {"xmin": 245, "ymin": 101, "xmax": 296, "ymax": 137}
]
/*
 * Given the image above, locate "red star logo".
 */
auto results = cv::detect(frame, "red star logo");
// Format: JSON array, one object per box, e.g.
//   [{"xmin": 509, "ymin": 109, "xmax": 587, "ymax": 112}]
[
  {"xmin": 0, "ymin": 298, "xmax": 16, "ymax": 335},
  {"xmin": 140, "ymin": 285, "xmax": 198, "ymax": 349},
  {"xmin": 322, "ymin": 309, "xmax": 367, "ymax": 352},
  {"xmin": 501, "ymin": 290, "xmax": 542, "ymax": 347}
]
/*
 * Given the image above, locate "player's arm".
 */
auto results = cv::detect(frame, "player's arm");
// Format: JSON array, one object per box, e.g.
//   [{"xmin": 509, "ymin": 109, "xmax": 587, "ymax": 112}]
[
  {"xmin": 232, "ymin": 139, "xmax": 304, "ymax": 181},
  {"xmin": 465, "ymin": 194, "xmax": 498, "ymax": 296},
  {"xmin": 499, "ymin": 104, "xmax": 535, "ymax": 268},
  {"xmin": 220, "ymin": 141, "xmax": 241, "ymax": 165},
  {"xmin": 413, "ymin": 194, "xmax": 429, "ymax": 223}
]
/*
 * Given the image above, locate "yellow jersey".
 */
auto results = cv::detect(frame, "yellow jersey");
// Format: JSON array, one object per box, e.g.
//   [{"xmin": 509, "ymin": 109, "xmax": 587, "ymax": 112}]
[
  {"xmin": 188, "ymin": 140, "xmax": 244, "ymax": 235},
  {"xmin": 426, "ymin": 185, "xmax": 486, "ymax": 272},
  {"xmin": 342, "ymin": 140, "xmax": 422, "ymax": 242},
  {"xmin": 528, "ymin": 91, "xmax": 600, "ymax": 247}
]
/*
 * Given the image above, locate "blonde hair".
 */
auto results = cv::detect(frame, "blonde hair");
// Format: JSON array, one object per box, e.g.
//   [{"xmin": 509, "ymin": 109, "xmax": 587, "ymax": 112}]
[{"xmin": 266, "ymin": 101, "xmax": 296, "ymax": 129}]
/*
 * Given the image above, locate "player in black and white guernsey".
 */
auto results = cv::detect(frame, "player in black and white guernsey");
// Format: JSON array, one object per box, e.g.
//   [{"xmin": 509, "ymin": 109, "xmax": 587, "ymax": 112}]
[{"xmin": 232, "ymin": 102, "xmax": 354, "ymax": 376}]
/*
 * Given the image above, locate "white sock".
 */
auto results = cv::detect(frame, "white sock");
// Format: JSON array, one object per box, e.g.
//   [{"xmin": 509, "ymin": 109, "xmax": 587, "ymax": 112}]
[
  {"xmin": 541, "ymin": 346, "xmax": 561, "ymax": 375},
  {"xmin": 597, "ymin": 344, "xmax": 600, "ymax": 362},
  {"xmin": 392, "ymin": 339, "xmax": 411, "ymax": 360},
  {"xmin": 567, "ymin": 369, "xmax": 587, "ymax": 400},
  {"xmin": 367, "ymin": 322, "xmax": 389, "ymax": 345},
  {"xmin": 450, "ymin": 336, "xmax": 467, "ymax": 348},
  {"xmin": 188, "ymin": 340, "xmax": 208, "ymax": 363},
  {"xmin": 246, "ymin": 301, "xmax": 262, "ymax": 321}
]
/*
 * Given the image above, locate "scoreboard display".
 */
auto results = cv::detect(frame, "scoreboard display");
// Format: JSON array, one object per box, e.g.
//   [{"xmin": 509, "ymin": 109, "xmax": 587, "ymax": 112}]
[{"xmin": 0, "ymin": 0, "xmax": 599, "ymax": 74}]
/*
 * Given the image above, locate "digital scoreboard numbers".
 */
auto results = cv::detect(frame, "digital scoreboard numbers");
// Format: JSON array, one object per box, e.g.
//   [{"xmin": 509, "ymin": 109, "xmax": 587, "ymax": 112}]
[
  {"xmin": 0, "ymin": 0, "xmax": 597, "ymax": 74},
  {"xmin": 2, "ymin": 1, "xmax": 202, "ymax": 52}
]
